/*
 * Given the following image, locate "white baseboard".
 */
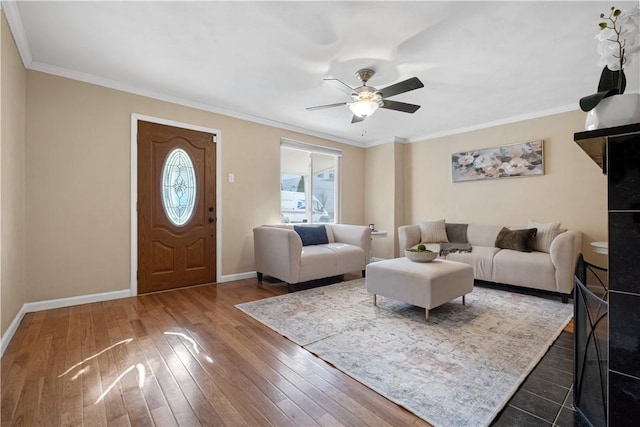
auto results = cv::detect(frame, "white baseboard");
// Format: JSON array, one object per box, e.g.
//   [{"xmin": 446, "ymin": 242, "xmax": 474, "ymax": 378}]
[
  {"xmin": 221, "ymin": 271, "xmax": 257, "ymax": 282},
  {"xmin": 0, "ymin": 304, "xmax": 27, "ymax": 356},
  {"xmin": 23, "ymin": 289, "xmax": 132, "ymax": 312},
  {"xmin": 1, "ymin": 273, "xmax": 259, "ymax": 356},
  {"xmin": 1, "ymin": 288, "xmax": 131, "ymax": 357}
]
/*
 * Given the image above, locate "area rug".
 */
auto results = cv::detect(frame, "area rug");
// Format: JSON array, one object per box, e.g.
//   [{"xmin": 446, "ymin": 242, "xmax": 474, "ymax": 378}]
[{"xmin": 236, "ymin": 279, "xmax": 573, "ymax": 427}]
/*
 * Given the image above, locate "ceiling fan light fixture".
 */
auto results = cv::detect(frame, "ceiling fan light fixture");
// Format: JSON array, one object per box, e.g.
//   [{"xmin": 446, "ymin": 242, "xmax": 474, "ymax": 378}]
[
  {"xmin": 307, "ymin": 69, "xmax": 423, "ymax": 123},
  {"xmin": 349, "ymin": 99, "xmax": 380, "ymax": 118}
]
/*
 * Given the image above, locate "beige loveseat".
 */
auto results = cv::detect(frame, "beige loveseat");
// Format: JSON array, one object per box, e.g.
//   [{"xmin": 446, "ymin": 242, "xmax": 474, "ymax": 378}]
[
  {"xmin": 253, "ymin": 224, "xmax": 371, "ymax": 291},
  {"xmin": 398, "ymin": 222, "xmax": 582, "ymax": 302}
]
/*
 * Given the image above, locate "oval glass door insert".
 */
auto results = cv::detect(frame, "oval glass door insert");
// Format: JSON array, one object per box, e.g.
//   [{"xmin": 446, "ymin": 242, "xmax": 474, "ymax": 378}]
[{"xmin": 161, "ymin": 148, "xmax": 197, "ymax": 226}]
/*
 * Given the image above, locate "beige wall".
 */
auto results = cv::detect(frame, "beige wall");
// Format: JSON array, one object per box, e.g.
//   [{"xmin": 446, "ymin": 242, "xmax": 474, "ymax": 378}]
[
  {"xmin": 403, "ymin": 110, "xmax": 608, "ymax": 265},
  {"xmin": 393, "ymin": 142, "xmax": 405, "ymax": 255},
  {"xmin": 25, "ymin": 71, "xmax": 365, "ymax": 302},
  {"xmin": 364, "ymin": 143, "xmax": 394, "ymax": 259},
  {"xmin": 1, "ymin": 11, "xmax": 27, "ymax": 337},
  {"xmin": 364, "ymin": 142, "xmax": 406, "ymax": 259}
]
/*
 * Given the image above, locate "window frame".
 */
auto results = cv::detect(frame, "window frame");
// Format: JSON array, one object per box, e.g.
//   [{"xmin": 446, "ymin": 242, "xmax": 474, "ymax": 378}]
[{"xmin": 280, "ymin": 139, "xmax": 342, "ymax": 224}]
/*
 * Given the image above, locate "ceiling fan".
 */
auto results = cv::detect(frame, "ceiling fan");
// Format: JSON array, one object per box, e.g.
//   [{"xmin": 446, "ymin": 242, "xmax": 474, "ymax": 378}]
[{"xmin": 306, "ymin": 68, "xmax": 424, "ymax": 123}]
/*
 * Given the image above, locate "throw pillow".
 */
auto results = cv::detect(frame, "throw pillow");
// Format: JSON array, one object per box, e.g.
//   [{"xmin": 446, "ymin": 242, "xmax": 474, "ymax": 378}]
[
  {"xmin": 418, "ymin": 219, "xmax": 449, "ymax": 243},
  {"xmin": 445, "ymin": 223, "xmax": 468, "ymax": 243},
  {"xmin": 294, "ymin": 225, "xmax": 329, "ymax": 246},
  {"xmin": 528, "ymin": 220, "xmax": 561, "ymax": 253},
  {"xmin": 495, "ymin": 227, "xmax": 537, "ymax": 252}
]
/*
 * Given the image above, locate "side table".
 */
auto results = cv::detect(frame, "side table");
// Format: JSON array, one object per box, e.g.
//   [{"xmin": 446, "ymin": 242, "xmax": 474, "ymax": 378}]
[
  {"xmin": 590, "ymin": 241, "xmax": 608, "ymax": 255},
  {"xmin": 370, "ymin": 230, "xmax": 388, "ymax": 262}
]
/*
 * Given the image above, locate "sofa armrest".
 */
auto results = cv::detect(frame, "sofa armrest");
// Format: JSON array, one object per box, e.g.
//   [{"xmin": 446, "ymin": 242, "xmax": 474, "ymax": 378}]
[
  {"xmin": 550, "ymin": 230, "xmax": 582, "ymax": 294},
  {"xmin": 398, "ymin": 225, "xmax": 421, "ymax": 251},
  {"xmin": 330, "ymin": 224, "xmax": 371, "ymax": 262},
  {"xmin": 253, "ymin": 226, "xmax": 303, "ymax": 283}
]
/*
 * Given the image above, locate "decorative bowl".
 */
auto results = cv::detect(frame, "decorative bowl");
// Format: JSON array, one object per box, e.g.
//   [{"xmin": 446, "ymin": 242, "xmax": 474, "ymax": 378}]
[{"xmin": 405, "ymin": 249, "xmax": 437, "ymax": 263}]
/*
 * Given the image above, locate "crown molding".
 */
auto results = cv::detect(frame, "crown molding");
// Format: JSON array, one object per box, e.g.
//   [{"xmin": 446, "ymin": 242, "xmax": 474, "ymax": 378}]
[
  {"xmin": 1, "ymin": 1, "xmax": 33, "ymax": 66},
  {"xmin": 26, "ymin": 60, "xmax": 366, "ymax": 148},
  {"xmin": 406, "ymin": 104, "xmax": 582, "ymax": 143},
  {"xmin": 6, "ymin": 0, "xmax": 623, "ymax": 150},
  {"xmin": 360, "ymin": 103, "xmax": 590, "ymax": 148},
  {"xmin": 1, "ymin": 1, "xmax": 364, "ymax": 148},
  {"xmin": 2, "ymin": 3, "xmax": 363, "ymax": 148},
  {"xmin": 17, "ymin": 61, "xmax": 611, "ymax": 151}
]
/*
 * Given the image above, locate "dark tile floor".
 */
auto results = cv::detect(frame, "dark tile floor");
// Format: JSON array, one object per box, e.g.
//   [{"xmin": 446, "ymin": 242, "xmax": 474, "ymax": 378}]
[{"xmin": 492, "ymin": 330, "xmax": 590, "ymax": 427}]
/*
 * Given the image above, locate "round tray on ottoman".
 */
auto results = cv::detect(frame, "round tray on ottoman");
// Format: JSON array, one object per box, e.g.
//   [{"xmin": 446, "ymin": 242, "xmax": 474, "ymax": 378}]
[{"xmin": 405, "ymin": 249, "xmax": 437, "ymax": 263}]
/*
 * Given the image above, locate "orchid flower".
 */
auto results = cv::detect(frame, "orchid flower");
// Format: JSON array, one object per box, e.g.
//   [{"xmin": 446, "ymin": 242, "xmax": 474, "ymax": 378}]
[{"xmin": 580, "ymin": 5, "xmax": 640, "ymax": 112}]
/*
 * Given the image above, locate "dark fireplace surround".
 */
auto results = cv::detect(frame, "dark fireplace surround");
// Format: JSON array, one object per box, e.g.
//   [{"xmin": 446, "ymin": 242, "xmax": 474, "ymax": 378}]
[{"xmin": 574, "ymin": 123, "xmax": 640, "ymax": 426}]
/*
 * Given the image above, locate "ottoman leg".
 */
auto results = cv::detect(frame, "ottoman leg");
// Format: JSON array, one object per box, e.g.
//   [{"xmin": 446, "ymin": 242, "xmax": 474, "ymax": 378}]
[
  {"xmin": 462, "ymin": 295, "xmax": 466, "ymax": 305},
  {"xmin": 425, "ymin": 309, "xmax": 429, "ymax": 321},
  {"xmin": 373, "ymin": 294, "xmax": 377, "ymax": 306}
]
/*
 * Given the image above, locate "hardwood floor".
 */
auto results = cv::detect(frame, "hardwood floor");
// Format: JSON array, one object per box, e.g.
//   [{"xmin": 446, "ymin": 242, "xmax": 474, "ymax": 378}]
[{"xmin": 1, "ymin": 275, "xmax": 431, "ymax": 426}]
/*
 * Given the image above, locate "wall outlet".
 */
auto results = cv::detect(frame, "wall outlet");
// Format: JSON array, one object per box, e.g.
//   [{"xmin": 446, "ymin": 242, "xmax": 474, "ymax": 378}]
[{"xmin": 228, "ymin": 173, "xmax": 235, "ymax": 183}]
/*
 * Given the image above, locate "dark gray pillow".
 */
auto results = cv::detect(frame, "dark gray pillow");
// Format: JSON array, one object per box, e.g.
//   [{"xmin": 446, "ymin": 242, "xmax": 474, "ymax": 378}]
[
  {"xmin": 294, "ymin": 225, "xmax": 329, "ymax": 246},
  {"xmin": 495, "ymin": 227, "xmax": 537, "ymax": 252},
  {"xmin": 446, "ymin": 223, "xmax": 468, "ymax": 243}
]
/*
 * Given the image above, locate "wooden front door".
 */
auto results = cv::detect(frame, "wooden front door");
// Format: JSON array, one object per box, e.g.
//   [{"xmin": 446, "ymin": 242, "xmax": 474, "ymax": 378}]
[{"xmin": 138, "ymin": 120, "xmax": 216, "ymax": 294}]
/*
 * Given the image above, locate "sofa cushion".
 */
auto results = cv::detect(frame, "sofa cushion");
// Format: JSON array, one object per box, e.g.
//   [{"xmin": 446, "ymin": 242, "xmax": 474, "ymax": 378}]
[
  {"xmin": 418, "ymin": 219, "xmax": 449, "ymax": 243},
  {"xmin": 446, "ymin": 223, "xmax": 468, "ymax": 243},
  {"xmin": 294, "ymin": 225, "xmax": 329, "ymax": 246},
  {"xmin": 495, "ymin": 227, "xmax": 537, "ymax": 252},
  {"xmin": 466, "ymin": 224, "xmax": 504, "ymax": 247},
  {"xmin": 492, "ymin": 249, "xmax": 557, "ymax": 292},
  {"xmin": 323, "ymin": 243, "xmax": 366, "ymax": 275},
  {"xmin": 298, "ymin": 245, "xmax": 337, "ymax": 282},
  {"xmin": 528, "ymin": 220, "xmax": 561, "ymax": 253},
  {"xmin": 445, "ymin": 246, "xmax": 500, "ymax": 281}
]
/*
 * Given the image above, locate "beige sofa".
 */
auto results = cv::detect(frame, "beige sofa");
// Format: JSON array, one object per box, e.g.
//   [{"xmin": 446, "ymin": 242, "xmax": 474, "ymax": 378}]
[
  {"xmin": 398, "ymin": 223, "xmax": 582, "ymax": 302},
  {"xmin": 253, "ymin": 224, "xmax": 371, "ymax": 291}
]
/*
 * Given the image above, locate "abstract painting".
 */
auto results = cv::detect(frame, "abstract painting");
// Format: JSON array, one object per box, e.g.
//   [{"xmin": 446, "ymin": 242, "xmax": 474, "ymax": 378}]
[{"xmin": 451, "ymin": 140, "xmax": 544, "ymax": 182}]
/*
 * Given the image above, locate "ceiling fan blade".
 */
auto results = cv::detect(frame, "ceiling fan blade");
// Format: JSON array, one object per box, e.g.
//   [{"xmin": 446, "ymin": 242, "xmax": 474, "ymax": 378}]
[
  {"xmin": 351, "ymin": 115, "xmax": 365, "ymax": 124},
  {"xmin": 380, "ymin": 99, "xmax": 421, "ymax": 113},
  {"xmin": 324, "ymin": 78, "xmax": 356, "ymax": 96},
  {"xmin": 378, "ymin": 77, "xmax": 424, "ymax": 99},
  {"xmin": 306, "ymin": 102, "xmax": 348, "ymax": 111}
]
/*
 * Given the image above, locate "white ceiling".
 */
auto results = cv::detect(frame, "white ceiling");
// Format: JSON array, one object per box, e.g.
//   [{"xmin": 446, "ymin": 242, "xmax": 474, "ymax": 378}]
[{"xmin": 5, "ymin": 1, "xmax": 640, "ymax": 147}]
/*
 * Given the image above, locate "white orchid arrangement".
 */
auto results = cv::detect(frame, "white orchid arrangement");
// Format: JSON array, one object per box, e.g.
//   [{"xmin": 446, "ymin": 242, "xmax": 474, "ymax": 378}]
[{"xmin": 580, "ymin": 5, "xmax": 640, "ymax": 112}]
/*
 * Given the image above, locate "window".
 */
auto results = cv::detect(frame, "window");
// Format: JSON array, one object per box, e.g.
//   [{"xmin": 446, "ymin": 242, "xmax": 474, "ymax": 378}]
[
  {"xmin": 161, "ymin": 148, "xmax": 196, "ymax": 226},
  {"xmin": 280, "ymin": 139, "xmax": 341, "ymax": 224}
]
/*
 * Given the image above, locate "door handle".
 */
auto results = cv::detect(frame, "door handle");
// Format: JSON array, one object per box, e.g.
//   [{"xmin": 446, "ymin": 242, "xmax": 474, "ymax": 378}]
[{"xmin": 208, "ymin": 217, "xmax": 215, "ymax": 223}]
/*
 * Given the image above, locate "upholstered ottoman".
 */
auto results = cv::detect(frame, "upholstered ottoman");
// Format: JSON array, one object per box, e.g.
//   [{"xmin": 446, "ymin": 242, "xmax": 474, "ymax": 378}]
[{"xmin": 366, "ymin": 257, "xmax": 474, "ymax": 320}]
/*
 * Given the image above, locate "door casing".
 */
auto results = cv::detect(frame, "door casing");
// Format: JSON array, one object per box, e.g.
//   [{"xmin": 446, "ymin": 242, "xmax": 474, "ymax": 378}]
[{"xmin": 130, "ymin": 113, "xmax": 222, "ymax": 296}]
